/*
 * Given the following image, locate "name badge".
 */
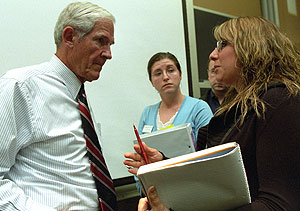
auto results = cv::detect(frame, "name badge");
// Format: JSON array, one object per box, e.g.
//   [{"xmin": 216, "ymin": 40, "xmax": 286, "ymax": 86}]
[{"xmin": 142, "ymin": 125, "xmax": 153, "ymax": 133}]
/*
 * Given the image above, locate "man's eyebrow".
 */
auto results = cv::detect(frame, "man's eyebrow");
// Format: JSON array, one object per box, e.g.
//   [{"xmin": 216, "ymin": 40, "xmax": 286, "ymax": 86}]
[{"xmin": 96, "ymin": 33, "xmax": 115, "ymax": 45}]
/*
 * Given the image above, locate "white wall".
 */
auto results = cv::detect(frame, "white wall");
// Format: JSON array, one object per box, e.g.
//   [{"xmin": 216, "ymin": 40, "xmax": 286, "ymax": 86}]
[{"xmin": 0, "ymin": 0, "xmax": 188, "ymax": 179}]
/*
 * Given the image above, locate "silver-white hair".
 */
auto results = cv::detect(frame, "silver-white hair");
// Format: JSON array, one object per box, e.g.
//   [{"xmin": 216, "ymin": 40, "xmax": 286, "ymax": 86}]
[{"xmin": 54, "ymin": 1, "xmax": 115, "ymax": 47}]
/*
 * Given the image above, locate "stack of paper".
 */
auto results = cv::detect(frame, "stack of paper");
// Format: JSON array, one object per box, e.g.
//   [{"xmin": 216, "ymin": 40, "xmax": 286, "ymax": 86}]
[{"xmin": 137, "ymin": 142, "xmax": 251, "ymax": 210}]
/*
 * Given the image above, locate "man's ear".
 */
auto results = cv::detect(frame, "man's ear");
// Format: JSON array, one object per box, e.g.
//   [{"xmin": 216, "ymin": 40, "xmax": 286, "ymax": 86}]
[{"xmin": 62, "ymin": 26, "xmax": 76, "ymax": 47}]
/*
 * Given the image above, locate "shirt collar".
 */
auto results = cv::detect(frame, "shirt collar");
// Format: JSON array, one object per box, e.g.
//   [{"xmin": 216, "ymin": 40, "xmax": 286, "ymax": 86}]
[
  {"xmin": 208, "ymin": 89, "xmax": 218, "ymax": 100},
  {"xmin": 49, "ymin": 55, "xmax": 82, "ymax": 100}
]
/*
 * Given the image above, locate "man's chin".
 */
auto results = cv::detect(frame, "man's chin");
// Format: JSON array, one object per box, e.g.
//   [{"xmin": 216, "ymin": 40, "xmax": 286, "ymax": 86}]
[{"xmin": 86, "ymin": 72, "xmax": 101, "ymax": 82}]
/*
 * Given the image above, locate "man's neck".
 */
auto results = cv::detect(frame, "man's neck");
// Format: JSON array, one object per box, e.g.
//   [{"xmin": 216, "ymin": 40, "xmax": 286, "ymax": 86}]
[{"xmin": 212, "ymin": 90, "xmax": 226, "ymax": 105}]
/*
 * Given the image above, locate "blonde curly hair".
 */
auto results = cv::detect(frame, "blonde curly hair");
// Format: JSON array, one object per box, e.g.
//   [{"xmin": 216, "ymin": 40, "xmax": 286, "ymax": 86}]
[{"xmin": 214, "ymin": 16, "xmax": 300, "ymax": 125}]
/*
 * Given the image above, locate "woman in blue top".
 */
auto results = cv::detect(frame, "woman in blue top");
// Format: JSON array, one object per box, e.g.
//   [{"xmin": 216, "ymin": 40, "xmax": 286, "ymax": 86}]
[
  {"xmin": 135, "ymin": 52, "xmax": 213, "ymax": 195},
  {"xmin": 138, "ymin": 52, "xmax": 213, "ymax": 141}
]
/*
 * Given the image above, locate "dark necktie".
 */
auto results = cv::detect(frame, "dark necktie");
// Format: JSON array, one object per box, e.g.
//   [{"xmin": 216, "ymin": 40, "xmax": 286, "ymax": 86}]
[{"xmin": 78, "ymin": 84, "xmax": 117, "ymax": 211}]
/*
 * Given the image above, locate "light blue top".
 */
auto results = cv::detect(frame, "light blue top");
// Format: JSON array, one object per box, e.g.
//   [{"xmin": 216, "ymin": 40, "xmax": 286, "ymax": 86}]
[
  {"xmin": 138, "ymin": 96, "xmax": 213, "ymax": 143},
  {"xmin": 135, "ymin": 96, "xmax": 213, "ymax": 195}
]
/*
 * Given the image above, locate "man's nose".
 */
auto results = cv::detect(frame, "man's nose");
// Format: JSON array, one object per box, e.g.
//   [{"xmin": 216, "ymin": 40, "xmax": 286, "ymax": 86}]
[{"xmin": 102, "ymin": 46, "xmax": 112, "ymax": 60}]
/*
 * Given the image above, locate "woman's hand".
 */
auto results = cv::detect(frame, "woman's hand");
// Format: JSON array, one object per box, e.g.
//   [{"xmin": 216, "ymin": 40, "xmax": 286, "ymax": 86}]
[
  {"xmin": 138, "ymin": 186, "xmax": 169, "ymax": 211},
  {"xmin": 123, "ymin": 143, "xmax": 163, "ymax": 175}
]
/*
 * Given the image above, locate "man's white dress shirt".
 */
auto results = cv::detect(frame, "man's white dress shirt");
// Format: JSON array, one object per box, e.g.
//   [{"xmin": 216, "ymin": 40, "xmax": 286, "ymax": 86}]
[{"xmin": 0, "ymin": 55, "xmax": 99, "ymax": 211}]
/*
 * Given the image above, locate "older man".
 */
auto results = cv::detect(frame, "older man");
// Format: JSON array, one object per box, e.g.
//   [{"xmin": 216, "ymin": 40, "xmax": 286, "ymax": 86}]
[
  {"xmin": 0, "ymin": 2, "xmax": 116, "ymax": 210},
  {"xmin": 203, "ymin": 59, "xmax": 230, "ymax": 113}
]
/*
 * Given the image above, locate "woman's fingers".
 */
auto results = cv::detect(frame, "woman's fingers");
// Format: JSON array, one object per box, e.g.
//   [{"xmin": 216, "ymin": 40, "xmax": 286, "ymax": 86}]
[
  {"xmin": 138, "ymin": 197, "xmax": 150, "ymax": 211},
  {"xmin": 147, "ymin": 186, "xmax": 169, "ymax": 211}
]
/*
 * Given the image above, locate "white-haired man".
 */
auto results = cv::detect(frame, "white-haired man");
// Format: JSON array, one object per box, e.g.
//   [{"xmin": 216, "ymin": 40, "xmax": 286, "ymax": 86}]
[{"xmin": 0, "ymin": 2, "xmax": 117, "ymax": 210}]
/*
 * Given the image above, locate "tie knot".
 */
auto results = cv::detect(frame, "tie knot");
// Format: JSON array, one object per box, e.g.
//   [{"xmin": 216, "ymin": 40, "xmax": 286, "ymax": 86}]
[
  {"xmin": 78, "ymin": 84, "xmax": 87, "ymax": 103},
  {"xmin": 78, "ymin": 84, "xmax": 85, "ymax": 97}
]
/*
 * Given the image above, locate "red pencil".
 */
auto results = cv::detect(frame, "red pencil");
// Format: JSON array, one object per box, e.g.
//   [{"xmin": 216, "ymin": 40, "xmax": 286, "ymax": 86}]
[{"xmin": 133, "ymin": 124, "xmax": 149, "ymax": 164}]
